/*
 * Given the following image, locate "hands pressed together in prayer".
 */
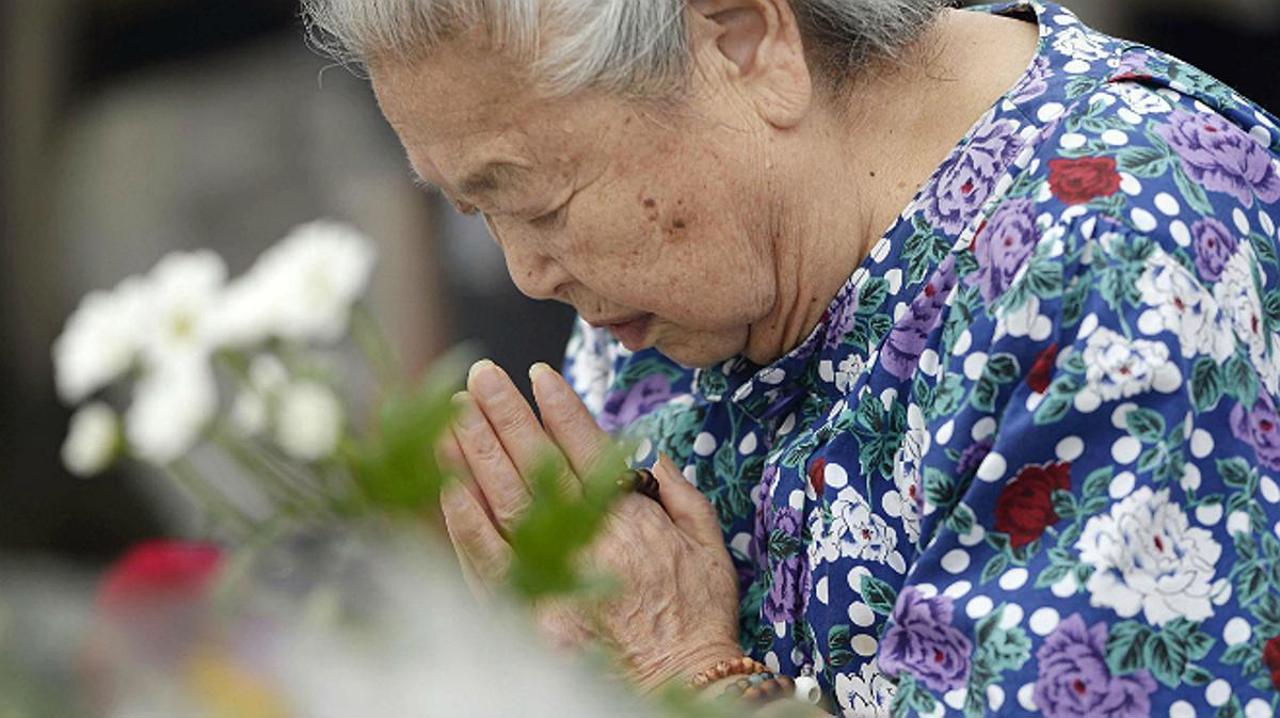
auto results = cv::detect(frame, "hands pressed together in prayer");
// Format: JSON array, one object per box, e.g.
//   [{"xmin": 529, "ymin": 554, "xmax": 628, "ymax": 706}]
[{"xmin": 435, "ymin": 360, "xmax": 742, "ymax": 692}]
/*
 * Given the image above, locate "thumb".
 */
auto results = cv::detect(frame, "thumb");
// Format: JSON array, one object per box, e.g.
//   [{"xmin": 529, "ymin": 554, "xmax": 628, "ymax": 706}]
[{"xmin": 651, "ymin": 454, "xmax": 724, "ymax": 549}]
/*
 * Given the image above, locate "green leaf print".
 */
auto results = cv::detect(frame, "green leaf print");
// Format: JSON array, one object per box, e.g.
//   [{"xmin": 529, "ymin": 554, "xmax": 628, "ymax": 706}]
[
  {"xmin": 1124, "ymin": 407, "xmax": 1167, "ymax": 443},
  {"xmin": 859, "ymin": 574, "xmax": 899, "ymax": 616},
  {"xmin": 1117, "ymin": 145, "xmax": 1172, "ymax": 177},
  {"xmin": 1190, "ymin": 356, "xmax": 1225, "ymax": 412},
  {"xmin": 1105, "ymin": 621, "xmax": 1154, "ymax": 675}
]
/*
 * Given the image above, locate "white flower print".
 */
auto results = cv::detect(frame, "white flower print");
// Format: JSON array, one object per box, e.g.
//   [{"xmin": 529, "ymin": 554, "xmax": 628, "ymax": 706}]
[
  {"xmin": 830, "ymin": 486, "xmax": 898, "ymax": 564},
  {"xmin": 1215, "ymin": 242, "xmax": 1276, "ymax": 388},
  {"xmin": 835, "ymin": 353, "xmax": 866, "ymax": 394},
  {"xmin": 1109, "ymin": 83, "xmax": 1173, "ymax": 115},
  {"xmin": 888, "ymin": 404, "xmax": 927, "ymax": 544},
  {"xmin": 1082, "ymin": 328, "xmax": 1172, "ymax": 401},
  {"xmin": 1136, "ymin": 252, "xmax": 1235, "ymax": 363},
  {"xmin": 1076, "ymin": 487, "xmax": 1222, "ymax": 626},
  {"xmin": 835, "ymin": 660, "xmax": 896, "ymax": 718},
  {"xmin": 1052, "ymin": 25, "xmax": 1111, "ymax": 62}
]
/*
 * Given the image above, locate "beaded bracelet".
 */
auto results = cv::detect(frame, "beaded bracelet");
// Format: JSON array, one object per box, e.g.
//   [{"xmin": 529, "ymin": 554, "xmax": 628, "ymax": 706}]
[
  {"xmin": 721, "ymin": 671, "xmax": 796, "ymax": 705},
  {"xmin": 688, "ymin": 656, "xmax": 770, "ymax": 689}
]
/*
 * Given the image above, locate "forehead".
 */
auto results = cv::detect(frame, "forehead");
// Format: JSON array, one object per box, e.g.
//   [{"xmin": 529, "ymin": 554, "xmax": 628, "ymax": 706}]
[{"xmin": 370, "ymin": 40, "xmax": 575, "ymax": 184}]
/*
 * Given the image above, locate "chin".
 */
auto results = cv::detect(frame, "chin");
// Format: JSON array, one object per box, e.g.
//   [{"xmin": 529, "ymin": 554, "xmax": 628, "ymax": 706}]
[{"xmin": 652, "ymin": 331, "xmax": 745, "ymax": 370}]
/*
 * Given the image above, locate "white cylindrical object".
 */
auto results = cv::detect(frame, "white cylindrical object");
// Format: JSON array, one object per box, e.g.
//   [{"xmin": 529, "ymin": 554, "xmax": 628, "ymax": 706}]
[{"xmin": 794, "ymin": 675, "xmax": 822, "ymax": 704}]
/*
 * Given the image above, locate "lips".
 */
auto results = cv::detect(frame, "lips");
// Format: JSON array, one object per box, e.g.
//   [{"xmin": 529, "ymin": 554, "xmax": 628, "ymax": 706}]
[{"xmin": 594, "ymin": 314, "xmax": 653, "ymax": 351}]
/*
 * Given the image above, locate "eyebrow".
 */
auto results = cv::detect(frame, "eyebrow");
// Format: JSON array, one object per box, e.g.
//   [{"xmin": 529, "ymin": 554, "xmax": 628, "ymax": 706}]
[{"xmin": 408, "ymin": 161, "xmax": 528, "ymax": 200}]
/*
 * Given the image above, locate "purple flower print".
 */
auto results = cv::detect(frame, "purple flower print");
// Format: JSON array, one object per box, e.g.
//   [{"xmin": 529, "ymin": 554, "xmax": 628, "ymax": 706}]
[
  {"xmin": 971, "ymin": 198, "xmax": 1039, "ymax": 303},
  {"xmin": 882, "ymin": 256, "xmax": 958, "ymax": 379},
  {"xmin": 1010, "ymin": 55, "xmax": 1052, "ymax": 104},
  {"xmin": 877, "ymin": 587, "xmax": 972, "ymax": 693},
  {"xmin": 763, "ymin": 506, "xmax": 804, "ymax": 622},
  {"xmin": 921, "ymin": 117, "xmax": 1023, "ymax": 234},
  {"xmin": 955, "ymin": 437, "xmax": 994, "ymax": 477},
  {"xmin": 822, "ymin": 289, "xmax": 860, "ymax": 350},
  {"xmin": 1114, "ymin": 50, "xmax": 1154, "ymax": 79},
  {"xmin": 599, "ymin": 374, "xmax": 673, "ymax": 432},
  {"xmin": 1230, "ymin": 392, "xmax": 1280, "ymax": 470},
  {"xmin": 1033, "ymin": 615, "xmax": 1157, "ymax": 718},
  {"xmin": 1192, "ymin": 217, "xmax": 1239, "ymax": 281},
  {"xmin": 1155, "ymin": 108, "xmax": 1280, "ymax": 208}
]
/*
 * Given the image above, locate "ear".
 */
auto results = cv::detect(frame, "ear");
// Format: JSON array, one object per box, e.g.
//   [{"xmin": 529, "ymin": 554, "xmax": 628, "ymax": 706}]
[{"xmin": 687, "ymin": 0, "xmax": 813, "ymax": 129}]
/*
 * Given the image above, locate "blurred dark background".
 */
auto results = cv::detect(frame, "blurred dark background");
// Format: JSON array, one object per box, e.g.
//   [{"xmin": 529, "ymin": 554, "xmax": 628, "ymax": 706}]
[{"xmin": 1, "ymin": 0, "xmax": 1276, "ymax": 567}]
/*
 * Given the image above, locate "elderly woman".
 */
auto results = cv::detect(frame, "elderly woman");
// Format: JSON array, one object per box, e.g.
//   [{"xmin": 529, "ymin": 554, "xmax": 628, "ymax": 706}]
[{"xmin": 303, "ymin": 0, "xmax": 1280, "ymax": 715}]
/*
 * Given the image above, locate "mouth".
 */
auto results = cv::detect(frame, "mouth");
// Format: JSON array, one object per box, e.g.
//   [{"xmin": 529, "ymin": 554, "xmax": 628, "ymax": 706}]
[{"xmin": 588, "ymin": 314, "xmax": 654, "ymax": 351}]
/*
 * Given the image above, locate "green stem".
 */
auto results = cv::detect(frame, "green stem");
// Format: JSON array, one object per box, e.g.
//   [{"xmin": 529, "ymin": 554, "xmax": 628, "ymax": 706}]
[
  {"xmin": 349, "ymin": 300, "xmax": 403, "ymax": 393},
  {"xmin": 166, "ymin": 459, "xmax": 256, "ymax": 535},
  {"xmin": 211, "ymin": 429, "xmax": 323, "ymax": 514}
]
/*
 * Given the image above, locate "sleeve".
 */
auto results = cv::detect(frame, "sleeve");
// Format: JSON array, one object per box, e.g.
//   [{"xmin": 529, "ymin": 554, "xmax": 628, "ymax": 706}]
[{"xmin": 878, "ymin": 223, "xmax": 1280, "ymax": 718}]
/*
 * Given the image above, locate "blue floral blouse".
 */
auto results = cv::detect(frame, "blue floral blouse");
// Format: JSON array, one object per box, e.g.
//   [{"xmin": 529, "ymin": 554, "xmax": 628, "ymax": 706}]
[{"xmin": 563, "ymin": 3, "xmax": 1280, "ymax": 716}]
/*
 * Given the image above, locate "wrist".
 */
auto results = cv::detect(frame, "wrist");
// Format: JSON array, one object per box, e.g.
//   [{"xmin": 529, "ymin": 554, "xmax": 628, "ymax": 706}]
[{"xmin": 632, "ymin": 641, "xmax": 744, "ymax": 694}]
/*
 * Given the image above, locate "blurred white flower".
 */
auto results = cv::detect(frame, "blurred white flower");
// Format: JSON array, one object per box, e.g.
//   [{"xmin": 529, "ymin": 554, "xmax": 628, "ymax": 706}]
[
  {"xmin": 275, "ymin": 381, "xmax": 344, "ymax": 461},
  {"xmin": 52, "ymin": 277, "xmax": 148, "ymax": 404},
  {"xmin": 229, "ymin": 354, "xmax": 291, "ymax": 436},
  {"xmin": 125, "ymin": 363, "xmax": 218, "ymax": 466},
  {"xmin": 229, "ymin": 391, "xmax": 268, "ymax": 436},
  {"xmin": 215, "ymin": 221, "xmax": 375, "ymax": 346},
  {"xmin": 138, "ymin": 250, "xmax": 228, "ymax": 369},
  {"xmin": 61, "ymin": 402, "xmax": 120, "ymax": 477}
]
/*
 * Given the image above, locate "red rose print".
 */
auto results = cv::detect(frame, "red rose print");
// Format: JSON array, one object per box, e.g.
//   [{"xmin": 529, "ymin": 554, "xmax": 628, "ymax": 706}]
[
  {"xmin": 808, "ymin": 457, "xmax": 827, "ymax": 494},
  {"xmin": 97, "ymin": 540, "xmax": 223, "ymax": 614},
  {"xmin": 1265, "ymin": 636, "xmax": 1280, "ymax": 689},
  {"xmin": 1027, "ymin": 343, "xmax": 1059, "ymax": 394},
  {"xmin": 1048, "ymin": 157, "xmax": 1122, "ymax": 205},
  {"xmin": 993, "ymin": 462, "xmax": 1072, "ymax": 547}
]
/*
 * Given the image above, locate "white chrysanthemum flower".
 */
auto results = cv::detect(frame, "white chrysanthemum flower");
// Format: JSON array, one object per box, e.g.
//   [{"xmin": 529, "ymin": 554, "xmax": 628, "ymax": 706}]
[
  {"xmin": 1137, "ymin": 252, "xmax": 1234, "ymax": 363},
  {"xmin": 835, "ymin": 661, "xmax": 895, "ymax": 718},
  {"xmin": 1076, "ymin": 486, "xmax": 1222, "ymax": 626},
  {"xmin": 831, "ymin": 486, "xmax": 897, "ymax": 564},
  {"xmin": 1216, "ymin": 242, "xmax": 1270, "ymax": 367},
  {"xmin": 275, "ymin": 381, "xmax": 344, "ymax": 461},
  {"xmin": 229, "ymin": 354, "xmax": 292, "ymax": 436},
  {"xmin": 52, "ymin": 277, "xmax": 148, "ymax": 404},
  {"xmin": 137, "ymin": 250, "xmax": 228, "ymax": 369},
  {"xmin": 1082, "ymin": 327, "xmax": 1171, "ymax": 401},
  {"xmin": 125, "ymin": 362, "xmax": 218, "ymax": 466},
  {"xmin": 217, "ymin": 221, "xmax": 376, "ymax": 346},
  {"xmin": 61, "ymin": 402, "xmax": 120, "ymax": 477}
]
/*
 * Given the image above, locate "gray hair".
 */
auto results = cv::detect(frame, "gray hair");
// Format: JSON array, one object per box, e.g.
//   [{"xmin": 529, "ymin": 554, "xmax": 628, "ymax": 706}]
[{"xmin": 301, "ymin": 0, "xmax": 948, "ymax": 96}]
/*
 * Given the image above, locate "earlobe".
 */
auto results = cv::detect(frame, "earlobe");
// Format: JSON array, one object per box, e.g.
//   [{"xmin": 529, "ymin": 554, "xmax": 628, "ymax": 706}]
[{"xmin": 687, "ymin": 0, "xmax": 813, "ymax": 129}]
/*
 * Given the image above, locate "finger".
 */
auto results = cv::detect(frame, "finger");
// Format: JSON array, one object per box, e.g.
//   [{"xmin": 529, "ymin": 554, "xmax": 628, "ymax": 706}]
[
  {"xmin": 451, "ymin": 391, "xmax": 530, "ymax": 531},
  {"xmin": 441, "ymin": 480, "xmax": 512, "ymax": 586},
  {"xmin": 652, "ymin": 454, "xmax": 724, "ymax": 549},
  {"xmin": 434, "ymin": 427, "xmax": 499, "ymax": 526},
  {"xmin": 467, "ymin": 360, "xmax": 579, "ymax": 496},
  {"xmin": 529, "ymin": 363, "xmax": 616, "ymax": 479}
]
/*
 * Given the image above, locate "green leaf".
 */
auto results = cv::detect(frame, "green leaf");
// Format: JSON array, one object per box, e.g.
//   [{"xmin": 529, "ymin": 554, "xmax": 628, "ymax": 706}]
[
  {"xmin": 1105, "ymin": 621, "xmax": 1154, "ymax": 676},
  {"xmin": 1083, "ymin": 467, "xmax": 1112, "ymax": 499},
  {"xmin": 1182, "ymin": 664, "xmax": 1213, "ymax": 686},
  {"xmin": 827, "ymin": 625, "xmax": 854, "ymax": 669},
  {"xmin": 1181, "ymin": 626, "xmax": 1215, "ymax": 661},
  {"xmin": 1236, "ymin": 562, "xmax": 1269, "ymax": 605},
  {"xmin": 970, "ymin": 376, "xmax": 1000, "ymax": 413},
  {"xmin": 1218, "ymin": 457, "xmax": 1255, "ymax": 489},
  {"xmin": 860, "ymin": 574, "xmax": 899, "ymax": 616},
  {"xmin": 1220, "ymin": 642, "xmax": 1255, "ymax": 665},
  {"xmin": 947, "ymin": 503, "xmax": 977, "ymax": 536},
  {"xmin": 1251, "ymin": 232, "xmax": 1280, "ymax": 268},
  {"xmin": 1173, "ymin": 163, "xmax": 1216, "ymax": 216},
  {"xmin": 1190, "ymin": 357, "xmax": 1225, "ymax": 412},
  {"xmin": 985, "ymin": 353, "xmax": 1021, "ymax": 384},
  {"xmin": 981, "ymin": 553, "xmax": 1010, "ymax": 585},
  {"xmin": 1051, "ymin": 489, "xmax": 1078, "ymax": 520},
  {"xmin": 1117, "ymin": 145, "xmax": 1171, "ymax": 177},
  {"xmin": 857, "ymin": 277, "xmax": 890, "ymax": 315},
  {"xmin": 924, "ymin": 467, "xmax": 957, "ymax": 507},
  {"xmin": 1125, "ymin": 407, "xmax": 1167, "ymax": 444},
  {"xmin": 1225, "ymin": 353, "xmax": 1261, "ymax": 408},
  {"xmin": 1034, "ymin": 562, "xmax": 1072, "ymax": 589}
]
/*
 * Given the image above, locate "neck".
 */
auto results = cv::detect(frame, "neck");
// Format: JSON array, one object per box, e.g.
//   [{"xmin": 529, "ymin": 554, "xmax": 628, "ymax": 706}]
[{"xmin": 742, "ymin": 8, "xmax": 1038, "ymax": 365}]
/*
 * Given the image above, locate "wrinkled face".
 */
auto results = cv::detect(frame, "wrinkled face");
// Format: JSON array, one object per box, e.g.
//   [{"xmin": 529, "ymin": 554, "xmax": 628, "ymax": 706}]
[{"xmin": 371, "ymin": 37, "xmax": 782, "ymax": 368}]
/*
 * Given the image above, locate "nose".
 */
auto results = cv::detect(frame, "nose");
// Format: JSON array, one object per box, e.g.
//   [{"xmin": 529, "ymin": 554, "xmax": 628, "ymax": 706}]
[{"xmin": 485, "ymin": 216, "xmax": 571, "ymax": 301}]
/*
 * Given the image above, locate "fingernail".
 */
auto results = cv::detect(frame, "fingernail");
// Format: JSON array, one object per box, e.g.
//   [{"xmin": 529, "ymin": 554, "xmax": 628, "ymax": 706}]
[
  {"xmin": 452, "ymin": 391, "xmax": 482, "ymax": 428},
  {"xmin": 528, "ymin": 362, "xmax": 556, "ymax": 389},
  {"xmin": 467, "ymin": 359, "xmax": 505, "ymax": 401}
]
